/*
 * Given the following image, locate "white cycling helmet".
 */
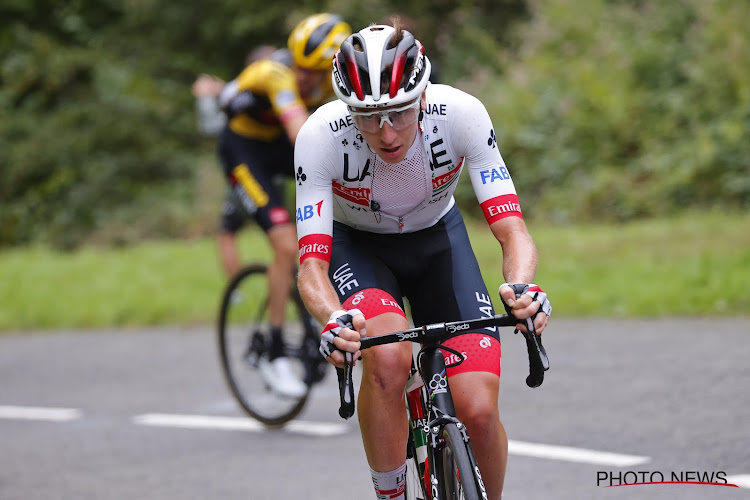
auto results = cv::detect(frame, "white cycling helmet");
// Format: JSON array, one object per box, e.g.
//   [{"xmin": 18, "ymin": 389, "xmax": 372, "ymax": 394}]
[{"xmin": 332, "ymin": 24, "xmax": 431, "ymax": 108}]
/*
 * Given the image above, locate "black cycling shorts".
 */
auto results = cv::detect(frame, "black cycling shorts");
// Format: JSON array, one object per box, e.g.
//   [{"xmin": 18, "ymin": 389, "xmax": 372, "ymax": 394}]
[
  {"xmin": 217, "ymin": 128, "xmax": 294, "ymax": 232},
  {"xmin": 218, "ymin": 187, "xmax": 250, "ymax": 234},
  {"xmin": 328, "ymin": 204, "xmax": 500, "ymax": 343}
]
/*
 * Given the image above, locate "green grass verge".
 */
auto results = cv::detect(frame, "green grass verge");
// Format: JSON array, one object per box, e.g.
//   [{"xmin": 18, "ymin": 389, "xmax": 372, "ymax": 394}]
[
  {"xmin": 471, "ymin": 210, "xmax": 750, "ymax": 317},
  {"xmin": 1, "ymin": 211, "xmax": 748, "ymax": 332}
]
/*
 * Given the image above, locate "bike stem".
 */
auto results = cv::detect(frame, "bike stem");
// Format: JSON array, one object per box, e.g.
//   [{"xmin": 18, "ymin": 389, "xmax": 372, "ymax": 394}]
[{"xmin": 418, "ymin": 346, "xmax": 456, "ymax": 418}]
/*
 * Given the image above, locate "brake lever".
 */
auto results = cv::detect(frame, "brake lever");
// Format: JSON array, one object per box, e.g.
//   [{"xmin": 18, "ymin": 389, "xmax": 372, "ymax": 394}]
[
  {"xmin": 520, "ymin": 318, "xmax": 549, "ymax": 388},
  {"xmin": 337, "ymin": 352, "xmax": 355, "ymax": 419},
  {"xmin": 511, "ymin": 291, "xmax": 550, "ymax": 388}
]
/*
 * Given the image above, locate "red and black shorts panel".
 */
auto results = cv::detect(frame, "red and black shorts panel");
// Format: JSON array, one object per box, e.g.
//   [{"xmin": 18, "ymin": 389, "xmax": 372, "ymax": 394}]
[{"xmin": 442, "ymin": 333, "xmax": 501, "ymax": 378}]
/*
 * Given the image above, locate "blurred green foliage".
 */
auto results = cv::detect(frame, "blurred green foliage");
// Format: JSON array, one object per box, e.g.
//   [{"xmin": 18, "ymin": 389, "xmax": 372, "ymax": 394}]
[
  {"xmin": 0, "ymin": 0, "xmax": 525, "ymax": 248},
  {"xmin": 1, "ymin": 0, "xmax": 747, "ymax": 249},
  {"xmin": 465, "ymin": 0, "xmax": 750, "ymax": 223}
]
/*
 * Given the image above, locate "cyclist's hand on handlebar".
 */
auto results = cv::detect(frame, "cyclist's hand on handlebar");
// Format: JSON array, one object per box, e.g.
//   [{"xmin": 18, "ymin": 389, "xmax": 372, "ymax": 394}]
[
  {"xmin": 499, "ymin": 283, "xmax": 551, "ymax": 335},
  {"xmin": 320, "ymin": 309, "xmax": 365, "ymax": 368}
]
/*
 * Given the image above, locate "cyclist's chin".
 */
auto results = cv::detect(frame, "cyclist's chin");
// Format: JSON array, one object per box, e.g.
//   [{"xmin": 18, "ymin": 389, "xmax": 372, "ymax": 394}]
[{"xmin": 377, "ymin": 145, "xmax": 405, "ymax": 163}]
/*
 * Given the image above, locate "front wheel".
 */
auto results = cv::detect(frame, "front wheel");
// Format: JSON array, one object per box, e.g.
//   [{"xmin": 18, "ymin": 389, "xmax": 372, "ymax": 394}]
[
  {"xmin": 217, "ymin": 264, "xmax": 320, "ymax": 427},
  {"xmin": 436, "ymin": 423, "xmax": 485, "ymax": 500}
]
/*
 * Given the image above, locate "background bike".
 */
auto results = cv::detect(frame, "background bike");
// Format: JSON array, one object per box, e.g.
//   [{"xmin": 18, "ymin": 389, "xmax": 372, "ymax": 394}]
[
  {"xmin": 217, "ymin": 263, "xmax": 326, "ymax": 427},
  {"xmin": 337, "ymin": 313, "xmax": 549, "ymax": 500}
]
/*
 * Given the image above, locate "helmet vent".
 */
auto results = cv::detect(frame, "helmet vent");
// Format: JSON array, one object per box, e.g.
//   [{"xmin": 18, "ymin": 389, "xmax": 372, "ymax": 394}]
[{"xmin": 332, "ymin": 24, "xmax": 431, "ymax": 107}]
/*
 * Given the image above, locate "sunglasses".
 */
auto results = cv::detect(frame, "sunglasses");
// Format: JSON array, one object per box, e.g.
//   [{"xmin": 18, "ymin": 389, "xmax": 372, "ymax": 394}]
[{"xmin": 348, "ymin": 100, "xmax": 421, "ymax": 133}]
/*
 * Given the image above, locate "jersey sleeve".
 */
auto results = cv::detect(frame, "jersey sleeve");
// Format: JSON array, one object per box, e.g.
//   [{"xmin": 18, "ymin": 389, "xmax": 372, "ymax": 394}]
[
  {"xmin": 451, "ymin": 91, "xmax": 523, "ymax": 224},
  {"xmin": 294, "ymin": 109, "xmax": 337, "ymax": 264}
]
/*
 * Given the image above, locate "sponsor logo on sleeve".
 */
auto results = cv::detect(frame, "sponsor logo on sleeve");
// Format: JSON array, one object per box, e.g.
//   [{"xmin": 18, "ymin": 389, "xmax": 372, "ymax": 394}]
[
  {"xmin": 296, "ymin": 200, "xmax": 324, "ymax": 222},
  {"xmin": 480, "ymin": 194, "xmax": 523, "ymax": 224},
  {"xmin": 298, "ymin": 233, "xmax": 332, "ymax": 264},
  {"xmin": 479, "ymin": 166, "xmax": 511, "ymax": 184}
]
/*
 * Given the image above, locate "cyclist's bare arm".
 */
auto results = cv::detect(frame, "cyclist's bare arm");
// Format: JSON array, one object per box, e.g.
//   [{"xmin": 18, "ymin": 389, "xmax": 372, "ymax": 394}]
[
  {"xmin": 298, "ymin": 257, "xmax": 363, "ymax": 367},
  {"xmin": 280, "ymin": 106, "xmax": 309, "ymax": 145},
  {"xmin": 297, "ymin": 257, "xmax": 338, "ymax": 323},
  {"xmin": 490, "ymin": 216, "xmax": 549, "ymax": 335}
]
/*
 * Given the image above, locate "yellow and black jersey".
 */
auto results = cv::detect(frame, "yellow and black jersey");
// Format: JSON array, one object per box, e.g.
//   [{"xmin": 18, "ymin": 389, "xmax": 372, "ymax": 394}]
[{"xmin": 221, "ymin": 55, "xmax": 334, "ymax": 142}]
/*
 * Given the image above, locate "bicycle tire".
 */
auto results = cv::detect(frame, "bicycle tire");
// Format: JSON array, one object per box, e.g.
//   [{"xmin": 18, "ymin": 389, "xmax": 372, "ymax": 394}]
[
  {"xmin": 437, "ymin": 423, "xmax": 484, "ymax": 500},
  {"xmin": 217, "ymin": 264, "xmax": 321, "ymax": 427}
]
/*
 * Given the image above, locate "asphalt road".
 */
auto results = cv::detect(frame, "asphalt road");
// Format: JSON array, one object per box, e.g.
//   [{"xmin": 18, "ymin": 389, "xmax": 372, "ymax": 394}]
[{"xmin": 1, "ymin": 318, "xmax": 748, "ymax": 500}]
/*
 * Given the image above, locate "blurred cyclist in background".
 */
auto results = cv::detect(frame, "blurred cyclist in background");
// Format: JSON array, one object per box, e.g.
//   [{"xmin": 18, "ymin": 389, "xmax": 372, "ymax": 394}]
[
  {"xmin": 193, "ymin": 44, "xmax": 287, "ymax": 278},
  {"xmin": 192, "ymin": 13, "xmax": 351, "ymax": 398},
  {"xmin": 192, "ymin": 45, "xmax": 278, "ymax": 137}
]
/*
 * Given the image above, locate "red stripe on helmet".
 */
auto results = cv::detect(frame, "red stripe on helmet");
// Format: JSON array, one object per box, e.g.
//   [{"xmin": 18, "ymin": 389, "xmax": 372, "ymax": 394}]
[
  {"xmin": 344, "ymin": 53, "xmax": 364, "ymax": 101},
  {"xmin": 390, "ymin": 51, "xmax": 406, "ymax": 98}
]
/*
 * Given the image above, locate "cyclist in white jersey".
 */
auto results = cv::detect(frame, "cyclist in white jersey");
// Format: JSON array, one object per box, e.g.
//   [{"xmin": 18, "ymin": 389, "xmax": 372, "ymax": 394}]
[{"xmin": 295, "ymin": 23, "xmax": 551, "ymax": 500}]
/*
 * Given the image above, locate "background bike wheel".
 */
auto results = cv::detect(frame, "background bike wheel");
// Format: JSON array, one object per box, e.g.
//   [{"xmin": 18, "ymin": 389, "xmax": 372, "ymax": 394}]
[
  {"xmin": 218, "ymin": 264, "xmax": 311, "ymax": 427},
  {"xmin": 439, "ymin": 424, "xmax": 484, "ymax": 500}
]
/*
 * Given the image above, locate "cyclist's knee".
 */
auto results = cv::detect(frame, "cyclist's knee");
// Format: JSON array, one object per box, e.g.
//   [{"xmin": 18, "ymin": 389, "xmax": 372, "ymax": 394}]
[
  {"xmin": 451, "ymin": 372, "xmax": 500, "ymax": 429},
  {"xmin": 461, "ymin": 401, "xmax": 499, "ymax": 435},
  {"xmin": 362, "ymin": 342, "xmax": 411, "ymax": 393}
]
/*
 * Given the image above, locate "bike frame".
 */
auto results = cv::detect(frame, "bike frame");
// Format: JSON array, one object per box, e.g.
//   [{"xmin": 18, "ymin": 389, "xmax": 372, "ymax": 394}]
[
  {"xmin": 337, "ymin": 313, "xmax": 550, "ymax": 499},
  {"xmin": 411, "ymin": 344, "xmax": 487, "ymax": 499}
]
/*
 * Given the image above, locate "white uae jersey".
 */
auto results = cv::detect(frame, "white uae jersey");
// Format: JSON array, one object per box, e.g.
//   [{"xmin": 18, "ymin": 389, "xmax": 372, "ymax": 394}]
[{"xmin": 295, "ymin": 83, "xmax": 522, "ymax": 263}]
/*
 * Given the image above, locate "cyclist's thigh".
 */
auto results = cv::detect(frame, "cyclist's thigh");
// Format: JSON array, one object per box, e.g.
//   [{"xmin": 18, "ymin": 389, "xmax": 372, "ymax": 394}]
[
  {"xmin": 219, "ymin": 131, "xmax": 292, "ymax": 232},
  {"xmin": 330, "ymin": 224, "xmax": 412, "ymax": 375},
  {"xmin": 406, "ymin": 207, "xmax": 496, "ymax": 336},
  {"xmin": 329, "ymin": 222, "xmax": 407, "ymax": 321}
]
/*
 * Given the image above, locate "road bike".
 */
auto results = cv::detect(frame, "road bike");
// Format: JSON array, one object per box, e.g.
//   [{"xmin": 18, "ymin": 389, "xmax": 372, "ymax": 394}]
[
  {"xmin": 217, "ymin": 263, "xmax": 326, "ymax": 427},
  {"xmin": 337, "ymin": 313, "xmax": 549, "ymax": 500}
]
